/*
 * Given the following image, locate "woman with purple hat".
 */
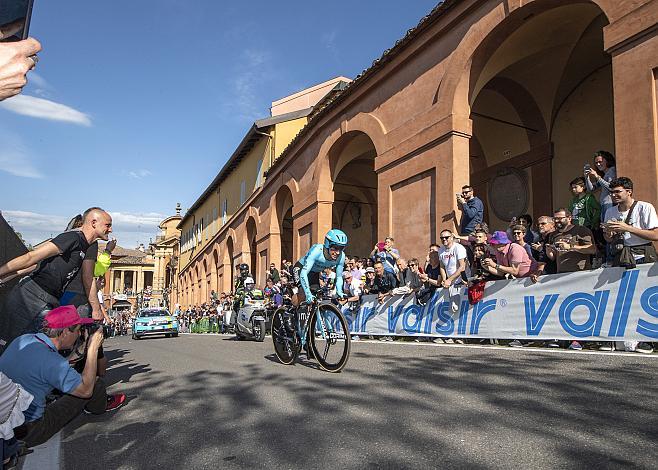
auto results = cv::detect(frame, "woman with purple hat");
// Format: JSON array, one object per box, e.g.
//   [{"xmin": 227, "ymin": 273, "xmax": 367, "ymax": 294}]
[{"xmin": 480, "ymin": 231, "xmax": 541, "ymax": 281}]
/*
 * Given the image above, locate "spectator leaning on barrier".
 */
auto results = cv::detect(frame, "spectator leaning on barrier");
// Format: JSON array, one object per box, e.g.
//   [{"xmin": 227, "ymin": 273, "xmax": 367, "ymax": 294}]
[
  {"xmin": 601, "ymin": 177, "xmax": 658, "ymax": 354},
  {"xmin": 372, "ymin": 261, "xmax": 398, "ymax": 302},
  {"xmin": 456, "ymin": 185, "xmax": 484, "ymax": 235},
  {"xmin": 396, "ymin": 258, "xmax": 423, "ymax": 290},
  {"xmin": 339, "ymin": 271, "xmax": 363, "ymax": 341},
  {"xmin": 373, "ymin": 262, "xmax": 397, "ymax": 342},
  {"xmin": 0, "ymin": 208, "xmax": 113, "ymax": 350},
  {"xmin": 546, "ymin": 208, "xmax": 596, "ymax": 273},
  {"xmin": 531, "ymin": 216, "xmax": 557, "ymax": 275},
  {"xmin": 437, "ymin": 230, "xmax": 467, "ymax": 289},
  {"xmin": 417, "ymin": 250, "xmax": 442, "ymax": 306},
  {"xmin": 405, "ymin": 259, "xmax": 425, "ymax": 290},
  {"xmin": 0, "ymin": 306, "xmax": 125, "ymax": 448},
  {"xmin": 481, "ymin": 231, "xmax": 539, "ymax": 281},
  {"xmin": 511, "ymin": 224, "xmax": 534, "ymax": 259},
  {"xmin": 603, "ymin": 177, "xmax": 658, "ymax": 267},
  {"xmin": 469, "ymin": 243, "xmax": 499, "ymax": 282},
  {"xmin": 425, "ymin": 243, "xmax": 440, "ymax": 272},
  {"xmin": 362, "ymin": 267, "xmax": 377, "ymax": 295},
  {"xmin": 338, "ymin": 271, "xmax": 362, "ymax": 307}
]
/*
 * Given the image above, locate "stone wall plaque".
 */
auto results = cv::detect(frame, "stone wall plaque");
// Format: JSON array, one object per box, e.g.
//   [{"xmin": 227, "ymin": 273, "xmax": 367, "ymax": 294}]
[{"xmin": 487, "ymin": 167, "xmax": 528, "ymax": 221}]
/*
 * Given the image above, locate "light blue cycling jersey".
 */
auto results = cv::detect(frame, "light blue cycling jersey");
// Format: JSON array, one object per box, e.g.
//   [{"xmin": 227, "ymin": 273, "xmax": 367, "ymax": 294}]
[{"xmin": 297, "ymin": 244, "xmax": 346, "ymax": 300}]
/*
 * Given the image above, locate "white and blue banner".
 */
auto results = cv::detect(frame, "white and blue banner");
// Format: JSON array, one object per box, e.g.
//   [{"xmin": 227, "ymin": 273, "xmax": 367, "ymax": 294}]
[{"xmin": 342, "ymin": 264, "xmax": 658, "ymax": 341}]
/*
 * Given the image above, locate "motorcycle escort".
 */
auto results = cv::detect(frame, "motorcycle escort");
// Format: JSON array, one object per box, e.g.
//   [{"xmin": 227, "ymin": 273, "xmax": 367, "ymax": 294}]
[{"xmin": 234, "ymin": 278, "xmax": 267, "ymax": 342}]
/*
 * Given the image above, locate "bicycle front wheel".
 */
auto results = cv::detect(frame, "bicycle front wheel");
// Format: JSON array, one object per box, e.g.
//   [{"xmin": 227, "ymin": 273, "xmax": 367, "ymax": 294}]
[
  {"xmin": 271, "ymin": 307, "xmax": 299, "ymax": 365},
  {"xmin": 309, "ymin": 303, "xmax": 351, "ymax": 372}
]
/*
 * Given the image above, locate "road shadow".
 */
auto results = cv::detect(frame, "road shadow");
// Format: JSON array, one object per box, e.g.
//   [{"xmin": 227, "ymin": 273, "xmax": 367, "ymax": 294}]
[{"xmin": 61, "ymin": 342, "xmax": 658, "ymax": 469}]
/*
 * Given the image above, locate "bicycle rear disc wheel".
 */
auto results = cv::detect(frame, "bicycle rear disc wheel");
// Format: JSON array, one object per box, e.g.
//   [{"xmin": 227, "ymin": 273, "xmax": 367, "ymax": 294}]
[
  {"xmin": 309, "ymin": 304, "xmax": 351, "ymax": 372},
  {"xmin": 271, "ymin": 308, "xmax": 299, "ymax": 365}
]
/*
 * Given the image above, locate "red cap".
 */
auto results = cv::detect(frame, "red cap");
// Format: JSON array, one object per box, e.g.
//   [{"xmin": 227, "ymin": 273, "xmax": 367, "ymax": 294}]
[{"xmin": 44, "ymin": 305, "xmax": 95, "ymax": 329}]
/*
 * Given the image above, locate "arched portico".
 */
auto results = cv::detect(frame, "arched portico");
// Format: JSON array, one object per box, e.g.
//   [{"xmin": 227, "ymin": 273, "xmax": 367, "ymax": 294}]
[
  {"xmin": 245, "ymin": 216, "xmax": 258, "ymax": 282},
  {"xmin": 323, "ymin": 131, "xmax": 379, "ymax": 257},
  {"xmin": 212, "ymin": 249, "xmax": 220, "ymax": 296},
  {"xmin": 224, "ymin": 236, "xmax": 235, "ymax": 293},
  {"xmin": 271, "ymin": 185, "xmax": 295, "ymax": 267},
  {"xmin": 444, "ymin": 1, "xmax": 615, "ymax": 226}
]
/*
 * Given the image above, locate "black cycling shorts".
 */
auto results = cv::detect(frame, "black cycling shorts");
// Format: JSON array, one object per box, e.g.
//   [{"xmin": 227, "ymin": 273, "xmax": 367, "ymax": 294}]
[{"xmin": 293, "ymin": 262, "xmax": 320, "ymax": 293}]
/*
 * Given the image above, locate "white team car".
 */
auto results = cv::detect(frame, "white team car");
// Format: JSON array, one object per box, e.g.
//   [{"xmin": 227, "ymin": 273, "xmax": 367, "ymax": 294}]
[{"xmin": 132, "ymin": 308, "xmax": 179, "ymax": 340}]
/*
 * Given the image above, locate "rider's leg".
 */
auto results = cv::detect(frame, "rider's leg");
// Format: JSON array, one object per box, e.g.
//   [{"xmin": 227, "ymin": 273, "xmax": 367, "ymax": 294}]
[{"xmin": 291, "ymin": 289, "xmax": 305, "ymax": 307}]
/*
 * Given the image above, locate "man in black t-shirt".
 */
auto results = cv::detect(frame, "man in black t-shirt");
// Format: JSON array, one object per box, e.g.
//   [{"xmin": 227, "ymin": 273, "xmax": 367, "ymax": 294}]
[
  {"xmin": 0, "ymin": 208, "xmax": 113, "ymax": 349},
  {"xmin": 545, "ymin": 208, "xmax": 596, "ymax": 273},
  {"xmin": 416, "ymin": 251, "xmax": 442, "ymax": 306}
]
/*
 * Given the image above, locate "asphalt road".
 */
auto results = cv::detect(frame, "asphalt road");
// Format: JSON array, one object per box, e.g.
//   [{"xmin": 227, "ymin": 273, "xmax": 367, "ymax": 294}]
[{"xmin": 59, "ymin": 334, "xmax": 658, "ymax": 469}]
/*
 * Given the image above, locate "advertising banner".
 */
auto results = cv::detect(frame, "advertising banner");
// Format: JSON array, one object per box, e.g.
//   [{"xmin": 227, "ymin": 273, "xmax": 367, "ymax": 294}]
[{"xmin": 342, "ymin": 264, "xmax": 658, "ymax": 340}]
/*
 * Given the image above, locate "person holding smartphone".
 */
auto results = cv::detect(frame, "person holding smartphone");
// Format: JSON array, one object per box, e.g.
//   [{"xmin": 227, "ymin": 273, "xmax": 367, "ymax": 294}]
[
  {"xmin": 456, "ymin": 185, "xmax": 484, "ymax": 236},
  {"xmin": 370, "ymin": 237, "xmax": 400, "ymax": 275},
  {"xmin": 0, "ymin": 3, "xmax": 41, "ymax": 101},
  {"xmin": 584, "ymin": 151, "xmax": 617, "ymax": 222}
]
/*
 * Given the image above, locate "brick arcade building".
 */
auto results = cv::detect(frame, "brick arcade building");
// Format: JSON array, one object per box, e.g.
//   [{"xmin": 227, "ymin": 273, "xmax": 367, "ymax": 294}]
[{"xmin": 176, "ymin": 0, "xmax": 658, "ymax": 307}]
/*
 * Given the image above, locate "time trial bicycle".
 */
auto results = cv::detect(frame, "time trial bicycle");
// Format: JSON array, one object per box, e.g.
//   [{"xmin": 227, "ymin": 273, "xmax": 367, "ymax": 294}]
[{"xmin": 271, "ymin": 289, "xmax": 350, "ymax": 372}]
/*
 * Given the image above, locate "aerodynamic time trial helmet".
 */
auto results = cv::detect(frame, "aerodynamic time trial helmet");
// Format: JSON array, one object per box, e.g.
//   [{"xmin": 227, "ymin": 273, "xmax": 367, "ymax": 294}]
[{"xmin": 323, "ymin": 229, "xmax": 348, "ymax": 250}]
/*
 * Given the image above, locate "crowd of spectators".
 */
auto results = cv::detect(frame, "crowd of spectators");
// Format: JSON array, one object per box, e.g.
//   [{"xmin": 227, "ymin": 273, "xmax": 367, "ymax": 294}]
[{"xmin": 180, "ymin": 171, "xmax": 657, "ymax": 355}]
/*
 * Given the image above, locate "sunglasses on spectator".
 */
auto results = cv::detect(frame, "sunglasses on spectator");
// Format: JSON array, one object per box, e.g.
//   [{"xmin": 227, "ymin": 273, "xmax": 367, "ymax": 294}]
[
  {"xmin": 440, "ymin": 236, "xmax": 452, "ymax": 240},
  {"xmin": 408, "ymin": 263, "xmax": 417, "ymax": 267},
  {"xmin": 513, "ymin": 231, "xmax": 524, "ymax": 235}
]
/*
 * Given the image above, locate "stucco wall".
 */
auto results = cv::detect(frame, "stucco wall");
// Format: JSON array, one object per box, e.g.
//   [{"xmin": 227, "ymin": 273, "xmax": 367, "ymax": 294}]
[{"xmin": 552, "ymin": 65, "xmax": 615, "ymax": 210}]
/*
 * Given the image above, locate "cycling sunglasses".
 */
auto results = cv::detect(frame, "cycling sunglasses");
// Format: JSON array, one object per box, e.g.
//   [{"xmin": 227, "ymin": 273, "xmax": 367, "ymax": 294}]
[{"xmin": 328, "ymin": 244, "xmax": 345, "ymax": 251}]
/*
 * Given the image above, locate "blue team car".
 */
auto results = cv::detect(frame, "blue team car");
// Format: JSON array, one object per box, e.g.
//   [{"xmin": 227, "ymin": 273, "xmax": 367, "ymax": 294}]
[{"xmin": 132, "ymin": 308, "xmax": 179, "ymax": 340}]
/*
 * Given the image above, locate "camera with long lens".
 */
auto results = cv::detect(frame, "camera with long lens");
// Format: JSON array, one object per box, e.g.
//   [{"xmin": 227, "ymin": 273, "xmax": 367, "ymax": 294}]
[{"xmin": 83, "ymin": 321, "xmax": 110, "ymax": 339}]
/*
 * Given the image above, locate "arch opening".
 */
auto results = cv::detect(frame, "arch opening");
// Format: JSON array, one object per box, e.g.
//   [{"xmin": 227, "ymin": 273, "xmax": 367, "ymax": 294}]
[
  {"xmin": 226, "ymin": 237, "xmax": 234, "ymax": 290},
  {"xmin": 330, "ymin": 132, "xmax": 378, "ymax": 258},
  {"xmin": 275, "ymin": 186, "xmax": 294, "ymax": 265},
  {"xmin": 467, "ymin": 2, "xmax": 613, "ymax": 226},
  {"xmin": 245, "ymin": 217, "xmax": 258, "ymax": 283}
]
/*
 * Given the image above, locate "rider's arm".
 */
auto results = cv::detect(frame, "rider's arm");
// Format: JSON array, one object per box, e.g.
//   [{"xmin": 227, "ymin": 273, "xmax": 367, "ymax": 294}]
[
  {"xmin": 300, "ymin": 247, "xmax": 322, "ymax": 300},
  {"xmin": 334, "ymin": 253, "xmax": 345, "ymax": 297}
]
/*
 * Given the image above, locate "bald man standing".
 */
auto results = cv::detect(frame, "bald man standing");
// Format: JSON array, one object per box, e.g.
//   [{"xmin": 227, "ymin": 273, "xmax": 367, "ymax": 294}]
[{"xmin": 0, "ymin": 207, "xmax": 113, "ymax": 349}]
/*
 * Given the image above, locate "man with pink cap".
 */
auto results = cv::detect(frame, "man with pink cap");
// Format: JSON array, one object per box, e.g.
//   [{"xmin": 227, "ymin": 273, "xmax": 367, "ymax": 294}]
[{"xmin": 0, "ymin": 305, "xmax": 125, "ymax": 448}]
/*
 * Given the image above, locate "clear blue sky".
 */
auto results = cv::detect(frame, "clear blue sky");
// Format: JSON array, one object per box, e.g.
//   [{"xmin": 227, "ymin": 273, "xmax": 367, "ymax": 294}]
[{"xmin": 0, "ymin": 0, "xmax": 439, "ymax": 248}]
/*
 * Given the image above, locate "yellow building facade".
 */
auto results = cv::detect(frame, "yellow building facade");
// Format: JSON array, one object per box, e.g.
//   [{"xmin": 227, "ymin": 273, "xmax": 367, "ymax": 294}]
[
  {"xmin": 150, "ymin": 205, "xmax": 182, "ymax": 309},
  {"xmin": 176, "ymin": 77, "xmax": 350, "ymax": 307}
]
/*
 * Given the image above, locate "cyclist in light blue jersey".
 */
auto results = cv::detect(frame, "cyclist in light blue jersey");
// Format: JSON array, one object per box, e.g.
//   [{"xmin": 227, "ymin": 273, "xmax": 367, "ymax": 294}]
[{"xmin": 292, "ymin": 229, "xmax": 348, "ymax": 306}]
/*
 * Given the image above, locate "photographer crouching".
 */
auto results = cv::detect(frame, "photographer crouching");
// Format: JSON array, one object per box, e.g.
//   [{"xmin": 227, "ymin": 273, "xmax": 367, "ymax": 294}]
[{"xmin": 0, "ymin": 306, "xmax": 125, "ymax": 448}]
